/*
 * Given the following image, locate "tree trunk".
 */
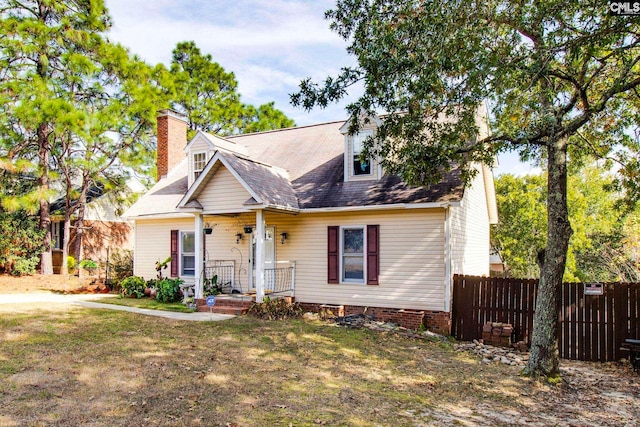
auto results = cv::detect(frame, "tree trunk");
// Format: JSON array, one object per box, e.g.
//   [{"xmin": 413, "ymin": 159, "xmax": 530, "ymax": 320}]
[
  {"xmin": 38, "ymin": 123, "xmax": 53, "ymax": 275},
  {"xmin": 73, "ymin": 177, "xmax": 91, "ymax": 265},
  {"xmin": 60, "ymin": 177, "xmax": 74, "ymax": 277},
  {"xmin": 523, "ymin": 137, "xmax": 572, "ymax": 378},
  {"xmin": 61, "ymin": 216, "xmax": 72, "ymax": 277}
]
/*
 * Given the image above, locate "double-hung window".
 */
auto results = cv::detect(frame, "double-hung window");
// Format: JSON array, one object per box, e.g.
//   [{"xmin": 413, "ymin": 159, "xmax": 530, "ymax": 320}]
[
  {"xmin": 181, "ymin": 231, "xmax": 195, "ymax": 276},
  {"xmin": 328, "ymin": 225, "xmax": 379, "ymax": 286},
  {"xmin": 352, "ymin": 131, "xmax": 373, "ymax": 176},
  {"xmin": 341, "ymin": 226, "xmax": 365, "ymax": 283},
  {"xmin": 192, "ymin": 152, "xmax": 207, "ymax": 180}
]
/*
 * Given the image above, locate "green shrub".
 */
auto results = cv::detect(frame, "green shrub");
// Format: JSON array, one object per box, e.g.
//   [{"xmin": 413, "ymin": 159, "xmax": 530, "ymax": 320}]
[
  {"xmin": 108, "ymin": 249, "xmax": 133, "ymax": 290},
  {"xmin": 247, "ymin": 297, "xmax": 303, "ymax": 320},
  {"xmin": 120, "ymin": 276, "xmax": 146, "ymax": 298},
  {"xmin": 67, "ymin": 256, "xmax": 76, "ymax": 272},
  {"xmin": 0, "ymin": 210, "xmax": 46, "ymax": 275},
  {"xmin": 203, "ymin": 274, "xmax": 220, "ymax": 296},
  {"xmin": 79, "ymin": 259, "xmax": 98, "ymax": 269},
  {"xmin": 11, "ymin": 256, "xmax": 40, "ymax": 276},
  {"xmin": 155, "ymin": 278, "xmax": 184, "ymax": 303}
]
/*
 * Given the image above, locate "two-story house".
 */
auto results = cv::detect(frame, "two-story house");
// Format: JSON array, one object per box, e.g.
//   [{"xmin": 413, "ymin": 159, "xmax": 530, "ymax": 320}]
[{"xmin": 124, "ymin": 109, "xmax": 497, "ymax": 332}]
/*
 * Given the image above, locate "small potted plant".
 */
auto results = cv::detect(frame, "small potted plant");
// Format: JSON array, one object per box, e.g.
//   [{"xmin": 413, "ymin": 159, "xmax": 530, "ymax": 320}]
[{"xmin": 184, "ymin": 296, "xmax": 196, "ymax": 310}]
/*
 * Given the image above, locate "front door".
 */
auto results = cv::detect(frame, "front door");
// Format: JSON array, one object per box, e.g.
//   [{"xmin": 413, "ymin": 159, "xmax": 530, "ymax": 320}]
[{"xmin": 249, "ymin": 226, "xmax": 275, "ymax": 291}]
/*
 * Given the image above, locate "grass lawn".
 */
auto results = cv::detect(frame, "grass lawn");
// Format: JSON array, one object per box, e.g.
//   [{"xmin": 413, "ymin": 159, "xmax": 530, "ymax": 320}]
[
  {"xmin": 95, "ymin": 295, "xmax": 196, "ymax": 313},
  {"xmin": 0, "ymin": 303, "xmax": 638, "ymax": 426}
]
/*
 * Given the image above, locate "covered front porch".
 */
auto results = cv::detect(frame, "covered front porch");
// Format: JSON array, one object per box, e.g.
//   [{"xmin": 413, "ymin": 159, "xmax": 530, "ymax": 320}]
[{"xmin": 180, "ymin": 210, "xmax": 297, "ymax": 306}]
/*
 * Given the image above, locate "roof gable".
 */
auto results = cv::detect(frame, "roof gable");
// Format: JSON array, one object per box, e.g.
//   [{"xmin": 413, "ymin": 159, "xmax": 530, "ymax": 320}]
[{"xmin": 177, "ymin": 150, "xmax": 299, "ymax": 212}]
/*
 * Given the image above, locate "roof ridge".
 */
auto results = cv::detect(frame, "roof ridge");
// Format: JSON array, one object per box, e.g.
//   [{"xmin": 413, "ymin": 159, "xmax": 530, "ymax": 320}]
[
  {"xmin": 227, "ymin": 119, "xmax": 347, "ymax": 138},
  {"xmin": 219, "ymin": 149, "xmax": 289, "ymax": 177}
]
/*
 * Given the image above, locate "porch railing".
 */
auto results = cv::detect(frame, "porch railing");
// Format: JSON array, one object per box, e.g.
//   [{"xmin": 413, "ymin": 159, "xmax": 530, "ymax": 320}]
[
  {"xmin": 264, "ymin": 261, "xmax": 296, "ymax": 297},
  {"xmin": 204, "ymin": 260, "xmax": 237, "ymax": 293}
]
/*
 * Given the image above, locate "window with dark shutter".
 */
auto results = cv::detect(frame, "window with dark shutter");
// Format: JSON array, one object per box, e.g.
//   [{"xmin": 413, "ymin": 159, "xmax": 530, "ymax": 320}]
[
  {"xmin": 328, "ymin": 226, "xmax": 339, "ymax": 284},
  {"xmin": 170, "ymin": 230, "xmax": 178, "ymax": 277},
  {"xmin": 367, "ymin": 225, "xmax": 379, "ymax": 285}
]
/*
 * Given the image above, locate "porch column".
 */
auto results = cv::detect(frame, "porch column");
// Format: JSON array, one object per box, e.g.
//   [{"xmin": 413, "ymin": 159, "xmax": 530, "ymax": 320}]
[
  {"xmin": 255, "ymin": 209, "xmax": 265, "ymax": 303},
  {"xmin": 194, "ymin": 213, "xmax": 204, "ymax": 299}
]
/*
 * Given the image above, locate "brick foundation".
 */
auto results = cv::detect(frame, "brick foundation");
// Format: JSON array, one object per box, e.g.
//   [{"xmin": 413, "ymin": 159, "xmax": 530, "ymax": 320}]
[{"xmin": 299, "ymin": 303, "xmax": 451, "ymax": 333}]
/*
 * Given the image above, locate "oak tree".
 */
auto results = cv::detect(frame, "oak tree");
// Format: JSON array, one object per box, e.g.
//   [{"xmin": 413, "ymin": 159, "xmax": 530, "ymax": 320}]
[
  {"xmin": 293, "ymin": 1, "xmax": 640, "ymax": 378},
  {"xmin": 493, "ymin": 166, "xmax": 640, "ymax": 282}
]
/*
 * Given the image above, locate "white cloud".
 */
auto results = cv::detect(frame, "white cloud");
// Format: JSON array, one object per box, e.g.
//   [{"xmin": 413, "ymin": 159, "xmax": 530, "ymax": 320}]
[{"xmin": 104, "ymin": 0, "xmax": 353, "ymax": 125}]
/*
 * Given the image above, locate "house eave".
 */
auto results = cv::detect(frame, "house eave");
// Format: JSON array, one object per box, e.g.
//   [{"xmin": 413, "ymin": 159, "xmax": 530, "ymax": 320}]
[
  {"xmin": 301, "ymin": 201, "xmax": 459, "ymax": 213},
  {"xmin": 126, "ymin": 212, "xmax": 195, "ymax": 220},
  {"xmin": 176, "ymin": 207, "xmax": 203, "ymax": 214}
]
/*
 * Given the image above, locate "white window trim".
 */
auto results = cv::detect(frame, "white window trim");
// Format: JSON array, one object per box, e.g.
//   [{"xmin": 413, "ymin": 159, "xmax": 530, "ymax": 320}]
[
  {"xmin": 339, "ymin": 225, "xmax": 367, "ymax": 284},
  {"xmin": 191, "ymin": 151, "xmax": 208, "ymax": 183},
  {"xmin": 351, "ymin": 130, "xmax": 374, "ymax": 178},
  {"xmin": 180, "ymin": 231, "xmax": 195, "ymax": 277}
]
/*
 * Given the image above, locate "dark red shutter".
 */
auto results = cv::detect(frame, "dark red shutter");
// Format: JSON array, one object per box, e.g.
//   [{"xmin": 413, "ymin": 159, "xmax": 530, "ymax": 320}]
[
  {"xmin": 328, "ymin": 226, "xmax": 339, "ymax": 284},
  {"xmin": 170, "ymin": 230, "xmax": 178, "ymax": 277},
  {"xmin": 367, "ymin": 225, "xmax": 379, "ymax": 285}
]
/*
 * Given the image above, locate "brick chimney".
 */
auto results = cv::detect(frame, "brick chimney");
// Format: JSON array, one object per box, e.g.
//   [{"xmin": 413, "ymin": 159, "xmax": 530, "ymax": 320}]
[{"xmin": 156, "ymin": 109, "xmax": 188, "ymax": 181}]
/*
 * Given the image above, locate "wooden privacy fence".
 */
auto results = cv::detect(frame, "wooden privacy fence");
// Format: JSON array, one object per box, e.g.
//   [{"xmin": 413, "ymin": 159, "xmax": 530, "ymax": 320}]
[{"xmin": 451, "ymin": 275, "xmax": 640, "ymax": 362}]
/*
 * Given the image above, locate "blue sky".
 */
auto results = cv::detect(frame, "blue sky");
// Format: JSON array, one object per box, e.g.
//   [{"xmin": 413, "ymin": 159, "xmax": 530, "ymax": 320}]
[{"xmin": 105, "ymin": 0, "xmax": 532, "ymax": 175}]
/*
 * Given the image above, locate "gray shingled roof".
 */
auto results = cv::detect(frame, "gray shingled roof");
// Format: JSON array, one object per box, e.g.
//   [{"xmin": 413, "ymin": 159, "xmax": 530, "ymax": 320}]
[
  {"xmin": 218, "ymin": 151, "xmax": 299, "ymax": 210},
  {"xmin": 123, "ymin": 159, "xmax": 189, "ymax": 218},
  {"xmin": 228, "ymin": 121, "xmax": 464, "ymax": 209},
  {"xmin": 291, "ymin": 155, "xmax": 464, "ymax": 209},
  {"xmin": 125, "ymin": 120, "xmax": 465, "ymax": 218}
]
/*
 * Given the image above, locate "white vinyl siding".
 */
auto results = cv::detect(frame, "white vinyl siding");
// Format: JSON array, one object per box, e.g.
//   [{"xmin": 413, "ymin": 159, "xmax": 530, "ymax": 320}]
[
  {"xmin": 133, "ymin": 218, "xmax": 194, "ymax": 285},
  {"xmin": 197, "ymin": 166, "xmax": 253, "ymax": 213},
  {"xmin": 186, "ymin": 134, "xmax": 214, "ymax": 187},
  {"xmin": 189, "ymin": 135, "xmax": 212, "ymax": 154},
  {"xmin": 450, "ymin": 163, "xmax": 491, "ymax": 276},
  {"xmin": 263, "ymin": 209, "xmax": 446, "ymax": 311},
  {"xmin": 135, "ymin": 207, "xmax": 456, "ymax": 311}
]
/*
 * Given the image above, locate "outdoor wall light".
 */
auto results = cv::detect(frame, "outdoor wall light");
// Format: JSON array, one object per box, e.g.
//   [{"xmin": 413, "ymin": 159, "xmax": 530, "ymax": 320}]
[
  {"xmin": 244, "ymin": 226, "xmax": 253, "ymax": 234},
  {"xmin": 236, "ymin": 233, "xmax": 243, "ymax": 244},
  {"xmin": 280, "ymin": 232, "xmax": 288, "ymax": 245}
]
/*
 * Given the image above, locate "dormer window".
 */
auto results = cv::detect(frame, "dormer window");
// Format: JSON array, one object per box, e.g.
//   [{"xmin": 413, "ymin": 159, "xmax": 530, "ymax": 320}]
[
  {"xmin": 192, "ymin": 152, "xmax": 207, "ymax": 181},
  {"xmin": 352, "ymin": 130, "xmax": 373, "ymax": 176}
]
